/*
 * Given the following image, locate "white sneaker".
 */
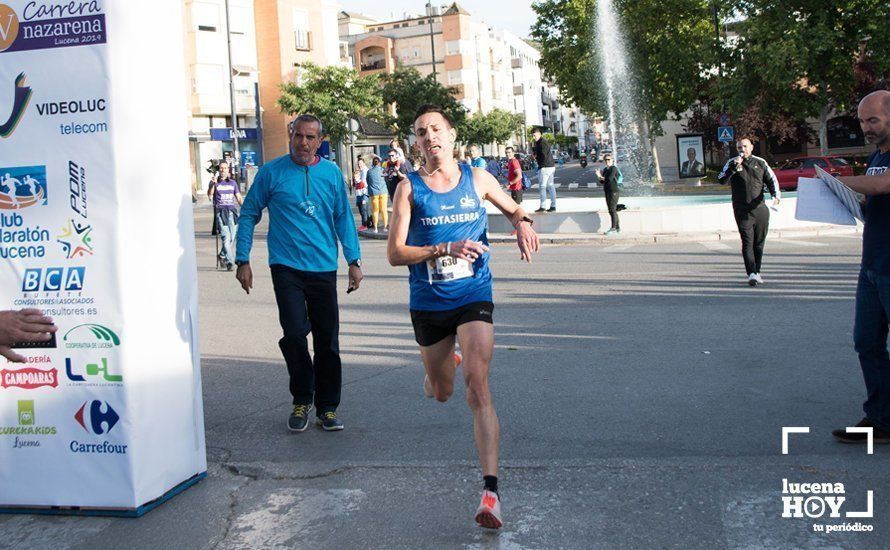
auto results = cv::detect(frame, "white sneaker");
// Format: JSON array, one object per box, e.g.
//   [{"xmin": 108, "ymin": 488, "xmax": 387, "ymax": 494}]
[
  {"xmin": 754, "ymin": 273, "xmax": 763, "ymax": 284},
  {"xmin": 747, "ymin": 273, "xmax": 758, "ymax": 287},
  {"xmin": 474, "ymin": 489, "xmax": 503, "ymax": 529}
]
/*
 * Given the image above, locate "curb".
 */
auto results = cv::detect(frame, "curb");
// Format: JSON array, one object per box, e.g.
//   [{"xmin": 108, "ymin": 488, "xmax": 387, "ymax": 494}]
[{"xmin": 358, "ymin": 225, "xmax": 861, "ymax": 245}]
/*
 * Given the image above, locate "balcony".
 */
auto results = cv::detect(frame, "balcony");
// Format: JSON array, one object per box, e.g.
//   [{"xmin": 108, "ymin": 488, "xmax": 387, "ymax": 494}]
[
  {"xmin": 511, "ymin": 58, "xmax": 523, "ymax": 69},
  {"xmin": 360, "ymin": 60, "xmax": 386, "ymax": 71},
  {"xmin": 513, "ymin": 85, "xmax": 523, "ymax": 95}
]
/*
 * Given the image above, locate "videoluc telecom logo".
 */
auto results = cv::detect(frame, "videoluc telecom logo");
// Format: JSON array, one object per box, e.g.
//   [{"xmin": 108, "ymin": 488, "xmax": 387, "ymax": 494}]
[{"xmin": 0, "ymin": 72, "xmax": 31, "ymax": 138}]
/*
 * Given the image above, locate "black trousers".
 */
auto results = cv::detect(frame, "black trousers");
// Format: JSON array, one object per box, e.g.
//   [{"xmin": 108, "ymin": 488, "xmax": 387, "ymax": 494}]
[
  {"xmin": 734, "ymin": 204, "xmax": 770, "ymax": 275},
  {"xmin": 270, "ymin": 264, "xmax": 341, "ymax": 412},
  {"xmin": 511, "ymin": 188, "xmax": 523, "ymax": 205},
  {"xmin": 605, "ymin": 189, "xmax": 620, "ymax": 230}
]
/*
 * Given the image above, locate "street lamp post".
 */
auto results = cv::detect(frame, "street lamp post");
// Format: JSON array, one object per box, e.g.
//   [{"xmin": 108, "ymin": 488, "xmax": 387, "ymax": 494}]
[
  {"xmin": 426, "ymin": 2, "xmax": 437, "ymax": 80},
  {"xmin": 224, "ymin": 0, "xmax": 241, "ymax": 185}
]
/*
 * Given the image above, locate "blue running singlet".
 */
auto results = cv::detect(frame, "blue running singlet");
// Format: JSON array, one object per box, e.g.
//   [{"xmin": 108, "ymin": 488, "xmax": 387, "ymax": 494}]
[{"xmin": 407, "ymin": 164, "xmax": 492, "ymax": 311}]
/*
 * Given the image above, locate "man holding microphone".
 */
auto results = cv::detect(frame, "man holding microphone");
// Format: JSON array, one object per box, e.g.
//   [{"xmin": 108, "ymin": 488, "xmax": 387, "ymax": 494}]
[{"xmin": 718, "ymin": 137, "xmax": 781, "ymax": 286}]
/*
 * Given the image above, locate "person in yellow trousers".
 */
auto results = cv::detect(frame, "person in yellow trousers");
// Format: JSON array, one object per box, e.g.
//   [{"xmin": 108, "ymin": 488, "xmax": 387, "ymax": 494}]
[{"xmin": 367, "ymin": 156, "xmax": 388, "ymax": 233}]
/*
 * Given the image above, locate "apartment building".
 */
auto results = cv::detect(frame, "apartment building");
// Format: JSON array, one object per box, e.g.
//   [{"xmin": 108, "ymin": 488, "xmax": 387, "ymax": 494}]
[
  {"xmin": 341, "ymin": 2, "xmax": 568, "ymax": 151},
  {"xmin": 184, "ymin": 0, "xmax": 260, "ymax": 194},
  {"xmin": 255, "ymin": 0, "xmax": 343, "ymax": 161}
]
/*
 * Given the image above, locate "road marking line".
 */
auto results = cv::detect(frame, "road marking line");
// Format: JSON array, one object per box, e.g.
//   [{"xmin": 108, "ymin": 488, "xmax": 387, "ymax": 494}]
[
  {"xmin": 569, "ymin": 183, "xmax": 578, "ymax": 189},
  {"xmin": 773, "ymin": 239, "xmax": 828, "ymax": 247},
  {"xmin": 586, "ymin": 181, "xmax": 598, "ymax": 188},
  {"xmin": 700, "ymin": 241, "xmax": 732, "ymax": 251},
  {"xmin": 603, "ymin": 244, "xmax": 634, "ymax": 252}
]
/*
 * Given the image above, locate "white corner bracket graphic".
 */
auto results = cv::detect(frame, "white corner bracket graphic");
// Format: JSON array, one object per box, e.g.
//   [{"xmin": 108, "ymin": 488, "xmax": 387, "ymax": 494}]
[
  {"xmin": 846, "ymin": 426, "xmax": 874, "ymax": 455},
  {"xmin": 847, "ymin": 490, "xmax": 874, "ymax": 518},
  {"xmin": 782, "ymin": 427, "xmax": 811, "ymax": 455}
]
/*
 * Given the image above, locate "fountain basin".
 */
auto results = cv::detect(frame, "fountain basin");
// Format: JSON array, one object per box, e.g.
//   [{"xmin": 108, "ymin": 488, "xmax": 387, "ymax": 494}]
[{"xmin": 485, "ymin": 195, "xmax": 852, "ymax": 235}]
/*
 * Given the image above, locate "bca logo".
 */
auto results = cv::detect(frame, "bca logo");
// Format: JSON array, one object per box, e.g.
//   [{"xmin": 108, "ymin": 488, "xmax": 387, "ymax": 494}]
[
  {"xmin": 22, "ymin": 267, "xmax": 85, "ymax": 292},
  {"xmin": 74, "ymin": 400, "xmax": 119, "ymax": 435}
]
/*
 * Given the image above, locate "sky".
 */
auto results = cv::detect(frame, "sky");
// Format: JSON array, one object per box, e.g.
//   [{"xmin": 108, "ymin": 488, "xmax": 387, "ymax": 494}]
[{"xmin": 338, "ymin": 0, "xmax": 538, "ymax": 39}]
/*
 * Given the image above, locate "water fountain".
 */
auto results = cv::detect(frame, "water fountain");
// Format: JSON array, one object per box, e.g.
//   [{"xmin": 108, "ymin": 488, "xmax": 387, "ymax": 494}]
[{"xmin": 594, "ymin": 0, "xmax": 655, "ymax": 185}]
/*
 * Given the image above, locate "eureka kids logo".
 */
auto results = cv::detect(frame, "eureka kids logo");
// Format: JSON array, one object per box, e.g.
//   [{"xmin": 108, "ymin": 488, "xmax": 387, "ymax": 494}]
[
  {"xmin": 57, "ymin": 218, "xmax": 93, "ymax": 258},
  {"xmin": 0, "ymin": 72, "xmax": 31, "ymax": 138},
  {"xmin": 0, "ymin": 1, "xmax": 107, "ymax": 54}
]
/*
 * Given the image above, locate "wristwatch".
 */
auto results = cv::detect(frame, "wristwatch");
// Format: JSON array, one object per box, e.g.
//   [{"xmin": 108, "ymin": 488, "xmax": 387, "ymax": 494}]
[{"xmin": 348, "ymin": 259, "xmax": 362, "ymax": 268}]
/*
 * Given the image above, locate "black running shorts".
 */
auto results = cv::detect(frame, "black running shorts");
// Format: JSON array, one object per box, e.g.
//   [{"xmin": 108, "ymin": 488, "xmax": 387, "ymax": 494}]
[{"xmin": 410, "ymin": 301, "xmax": 494, "ymax": 347}]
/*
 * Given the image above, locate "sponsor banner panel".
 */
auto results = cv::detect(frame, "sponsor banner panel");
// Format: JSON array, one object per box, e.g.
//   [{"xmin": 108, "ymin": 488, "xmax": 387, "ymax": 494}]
[{"xmin": 0, "ymin": 0, "xmax": 205, "ymax": 513}]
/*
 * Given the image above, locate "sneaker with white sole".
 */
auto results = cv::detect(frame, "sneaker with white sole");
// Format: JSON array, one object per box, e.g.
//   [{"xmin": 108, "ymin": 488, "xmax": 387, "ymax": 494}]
[
  {"xmin": 287, "ymin": 403, "xmax": 313, "ymax": 432},
  {"xmin": 754, "ymin": 273, "xmax": 763, "ymax": 284},
  {"xmin": 474, "ymin": 489, "xmax": 503, "ymax": 529},
  {"xmin": 747, "ymin": 273, "xmax": 758, "ymax": 287},
  {"xmin": 423, "ymin": 352, "xmax": 462, "ymax": 398}
]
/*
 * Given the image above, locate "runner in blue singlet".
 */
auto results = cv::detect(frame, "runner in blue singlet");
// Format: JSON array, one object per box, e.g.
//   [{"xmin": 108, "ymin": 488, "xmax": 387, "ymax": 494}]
[{"xmin": 387, "ymin": 104, "xmax": 540, "ymax": 530}]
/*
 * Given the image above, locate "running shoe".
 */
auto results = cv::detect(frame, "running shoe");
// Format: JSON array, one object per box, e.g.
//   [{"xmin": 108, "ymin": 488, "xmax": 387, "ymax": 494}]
[
  {"xmin": 747, "ymin": 273, "xmax": 758, "ymax": 287},
  {"xmin": 316, "ymin": 411, "xmax": 344, "ymax": 431},
  {"xmin": 287, "ymin": 404, "xmax": 313, "ymax": 432},
  {"xmin": 474, "ymin": 489, "xmax": 503, "ymax": 529},
  {"xmin": 547, "ymin": 206, "xmax": 556, "ymax": 212},
  {"xmin": 754, "ymin": 273, "xmax": 763, "ymax": 285},
  {"xmin": 423, "ymin": 353, "xmax": 462, "ymax": 398},
  {"xmin": 534, "ymin": 207, "xmax": 546, "ymax": 213}
]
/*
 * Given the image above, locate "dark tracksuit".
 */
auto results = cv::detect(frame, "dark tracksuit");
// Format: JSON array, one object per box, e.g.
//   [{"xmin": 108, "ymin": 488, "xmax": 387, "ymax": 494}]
[
  {"xmin": 718, "ymin": 155, "xmax": 780, "ymax": 275},
  {"xmin": 599, "ymin": 166, "xmax": 620, "ymax": 230}
]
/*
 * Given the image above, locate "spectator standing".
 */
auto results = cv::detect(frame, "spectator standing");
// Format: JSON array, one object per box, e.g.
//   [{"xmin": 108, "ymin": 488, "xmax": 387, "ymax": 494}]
[
  {"xmin": 532, "ymin": 128, "xmax": 557, "ymax": 212},
  {"xmin": 367, "ymin": 156, "xmax": 388, "ymax": 233},
  {"xmin": 595, "ymin": 154, "xmax": 621, "ymax": 235},
  {"xmin": 208, "ymin": 161, "xmax": 242, "ymax": 270},
  {"xmin": 353, "ymin": 158, "xmax": 370, "ymax": 230},
  {"xmin": 384, "ymin": 149, "xmax": 410, "ymax": 202}
]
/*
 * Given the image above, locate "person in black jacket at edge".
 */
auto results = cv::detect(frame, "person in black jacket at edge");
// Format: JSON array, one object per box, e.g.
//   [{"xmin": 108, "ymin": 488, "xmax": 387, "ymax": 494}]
[
  {"xmin": 717, "ymin": 137, "xmax": 781, "ymax": 287},
  {"xmin": 595, "ymin": 153, "xmax": 620, "ymax": 235}
]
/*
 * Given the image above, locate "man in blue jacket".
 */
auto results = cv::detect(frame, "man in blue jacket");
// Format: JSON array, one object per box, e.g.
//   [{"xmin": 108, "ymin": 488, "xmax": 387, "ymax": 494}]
[{"xmin": 235, "ymin": 114, "xmax": 363, "ymax": 433}]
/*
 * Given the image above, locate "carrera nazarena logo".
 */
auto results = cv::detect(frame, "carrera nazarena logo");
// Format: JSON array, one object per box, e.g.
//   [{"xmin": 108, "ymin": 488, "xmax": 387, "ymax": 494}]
[
  {"xmin": 1, "ymin": 366, "xmax": 58, "ymax": 389},
  {"xmin": 0, "ymin": 1, "xmax": 106, "ymax": 54},
  {"xmin": 0, "ymin": 72, "xmax": 30, "ymax": 138}
]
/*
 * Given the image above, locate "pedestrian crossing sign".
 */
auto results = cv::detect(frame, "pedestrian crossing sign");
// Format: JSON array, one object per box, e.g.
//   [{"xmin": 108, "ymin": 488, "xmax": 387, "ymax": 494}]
[{"xmin": 718, "ymin": 126, "xmax": 734, "ymax": 143}]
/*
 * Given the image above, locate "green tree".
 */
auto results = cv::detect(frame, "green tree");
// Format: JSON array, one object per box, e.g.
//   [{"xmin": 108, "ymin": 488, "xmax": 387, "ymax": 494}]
[
  {"xmin": 462, "ymin": 108, "xmax": 521, "ymax": 147},
  {"xmin": 720, "ymin": 0, "xmax": 890, "ymax": 155},
  {"xmin": 380, "ymin": 67, "xmax": 467, "ymax": 138},
  {"xmin": 531, "ymin": 0, "xmax": 715, "ymax": 180},
  {"xmin": 277, "ymin": 63, "xmax": 383, "ymax": 143}
]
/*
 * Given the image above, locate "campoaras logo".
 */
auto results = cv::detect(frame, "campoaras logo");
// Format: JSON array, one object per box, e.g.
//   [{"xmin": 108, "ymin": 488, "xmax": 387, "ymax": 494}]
[
  {"xmin": 0, "ymin": 4, "xmax": 19, "ymax": 53},
  {"xmin": 0, "ymin": 72, "xmax": 31, "ymax": 138}
]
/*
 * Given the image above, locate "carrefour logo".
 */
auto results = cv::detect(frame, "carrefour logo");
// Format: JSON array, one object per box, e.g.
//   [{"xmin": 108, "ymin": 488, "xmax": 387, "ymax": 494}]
[
  {"xmin": 0, "ymin": 72, "xmax": 30, "ymax": 138},
  {"xmin": 63, "ymin": 324, "xmax": 119, "ymax": 349},
  {"xmin": 74, "ymin": 400, "xmax": 119, "ymax": 435}
]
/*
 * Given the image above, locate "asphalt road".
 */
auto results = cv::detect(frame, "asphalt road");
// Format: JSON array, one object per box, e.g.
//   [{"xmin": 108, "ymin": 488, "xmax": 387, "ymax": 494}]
[{"xmin": 1, "ymin": 208, "xmax": 885, "ymax": 550}]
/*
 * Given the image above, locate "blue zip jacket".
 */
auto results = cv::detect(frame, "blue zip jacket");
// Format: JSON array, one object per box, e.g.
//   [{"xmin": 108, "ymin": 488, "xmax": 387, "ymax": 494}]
[{"xmin": 235, "ymin": 154, "xmax": 361, "ymax": 272}]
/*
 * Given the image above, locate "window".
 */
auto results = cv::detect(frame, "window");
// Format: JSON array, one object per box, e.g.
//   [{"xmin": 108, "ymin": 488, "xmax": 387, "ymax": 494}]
[
  {"xmin": 292, "ymin": 8, "xmax": 311, "ymax": 51},
  {"xmin": 448, "ymin": 70, "xmax": 462, "ymax": 84},
  {"xmin": 827, "ymin": 116, "xmax": 865, "ymax": 149},
  {"xmin": 294, "ymin": 29, "xmax": 312, "ymax": 51},
  {"xmin": 802, "ymin": 158, "xmax": 828, "ymax": 169},
  {"xmin": 445, "ymin": 40, "xmax": 460, "ymax": 55},
  {"xmin": 192, "ymin": 2, "xmax": 219, "ymax": 32}
]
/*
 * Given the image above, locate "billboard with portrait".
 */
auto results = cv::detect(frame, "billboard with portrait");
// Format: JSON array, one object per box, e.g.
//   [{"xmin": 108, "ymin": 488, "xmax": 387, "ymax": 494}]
[{"xmin": 676, "ymin": 134, "xmax": 706, "ymax": 179}]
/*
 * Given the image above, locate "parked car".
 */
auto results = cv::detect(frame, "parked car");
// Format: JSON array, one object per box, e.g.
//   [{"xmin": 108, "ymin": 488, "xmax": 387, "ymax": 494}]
[{"xmin": 773, "ymin": 156, "xmax": 854, "ymax": 191}]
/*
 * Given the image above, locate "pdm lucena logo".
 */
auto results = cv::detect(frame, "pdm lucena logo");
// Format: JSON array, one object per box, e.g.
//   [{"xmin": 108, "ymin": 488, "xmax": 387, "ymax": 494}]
[{"xmin": 0, "ymin": 72, "xmax": 31, "ymax": 138}]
